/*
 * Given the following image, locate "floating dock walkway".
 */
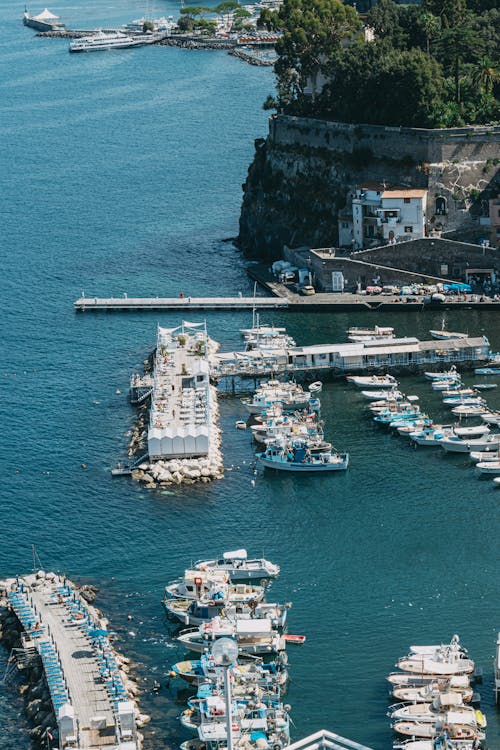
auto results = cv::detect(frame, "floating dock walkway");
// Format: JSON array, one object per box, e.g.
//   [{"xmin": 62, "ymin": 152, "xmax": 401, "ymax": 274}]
[
  {"xmin": 213, "ymin": 336, "xmax": 491, "ymax": 380},
  {"xmin": 74, "ymin": 296, "xmax": 288, "ymax": 312},
  {"xmin": 2, "ymin": 572, "xmax": 140, "ymax": 749}
]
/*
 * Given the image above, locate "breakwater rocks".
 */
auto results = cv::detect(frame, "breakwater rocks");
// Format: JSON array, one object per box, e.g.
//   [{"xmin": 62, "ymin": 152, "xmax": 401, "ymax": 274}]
[
  {"xmin": 238, "ymin": 114, "xmax": 500, "ymax": 259},
  {"xmin": 131, "ymin": 385, "xmax": 224, "ymax": 489},
  {"xmin": 229, "ymin": 48, "xmax": 274, "ymax": 66},
  {"xmin": 159, "ymin": 35, "xmax": 236, "ymax": 50},
  {"xmin": 0, "ymin": 594, "xmax": 56, "ymax": 748}
]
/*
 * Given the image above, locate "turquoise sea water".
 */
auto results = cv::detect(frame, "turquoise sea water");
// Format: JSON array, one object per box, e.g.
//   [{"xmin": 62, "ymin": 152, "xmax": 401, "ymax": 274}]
[{"xmin": 2, "ymin": 2, "xmax": 500, "ymax": 748}]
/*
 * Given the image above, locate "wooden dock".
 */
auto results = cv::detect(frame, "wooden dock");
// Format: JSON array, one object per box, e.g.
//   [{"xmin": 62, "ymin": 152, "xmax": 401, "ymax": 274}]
[{"xmin": 74, "ymin": 296, "xmax": 288, "ymax": 312}]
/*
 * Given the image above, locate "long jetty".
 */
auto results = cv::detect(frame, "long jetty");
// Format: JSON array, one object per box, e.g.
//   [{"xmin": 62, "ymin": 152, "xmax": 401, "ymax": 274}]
[
  {"xmin": 74, "ymin": 296, "xmax": 288, "ymax": 312},
  {"xmin": 1, "ymin": 572, "xmax": 141, "ymax": 749}
]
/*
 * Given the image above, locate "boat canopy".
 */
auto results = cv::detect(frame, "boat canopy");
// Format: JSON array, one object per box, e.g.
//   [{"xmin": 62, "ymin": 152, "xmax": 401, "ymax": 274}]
[
  {"xmin": 223, "ymin": 549, "xmax": 247, "ymax": 561},
  {"xmin": 236, "ymin": 619, "xmax": 272, "ymax": 634},
  {"xmin": 432, "ymin": 693, "xmax": 463, "ymax": 709},
  {"xmin": 33, "ymin": 8, "xmax": 60, "ymax": 19},
  {"xmin": 184, "ymin": 569, "xmax": 228, "ymax": 583}
]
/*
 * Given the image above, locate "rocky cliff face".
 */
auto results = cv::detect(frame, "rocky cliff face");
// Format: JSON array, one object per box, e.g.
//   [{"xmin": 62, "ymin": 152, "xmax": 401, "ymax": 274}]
[{"xmin": 238, "ymin": 115, "xmax": 500, "ymax": 259}]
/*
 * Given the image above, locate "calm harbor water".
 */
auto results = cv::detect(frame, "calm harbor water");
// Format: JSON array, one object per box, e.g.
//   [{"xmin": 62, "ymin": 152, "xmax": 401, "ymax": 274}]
[{"xmin": 2, "ymin": 2, "xmax": 500, "ymax": 748}]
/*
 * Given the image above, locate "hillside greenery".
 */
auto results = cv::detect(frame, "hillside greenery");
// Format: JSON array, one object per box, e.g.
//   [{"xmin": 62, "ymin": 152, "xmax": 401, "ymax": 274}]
[{"xmin": 260, "ymin": 0, "xmax": 499, "ymax": 127}]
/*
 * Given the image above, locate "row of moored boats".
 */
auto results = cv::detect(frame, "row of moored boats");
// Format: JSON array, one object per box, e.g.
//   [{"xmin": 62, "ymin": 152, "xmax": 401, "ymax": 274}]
[
  {"xmin": 347, "ymin": 365, "xmax": 500, "ymax": 484},
  {"xmin": 388, "ymin": 635, "xmax": 485, "ymax": 749},
  {"xmin": 166, "ymin": 550, "xmax": 299, "ymax": 750}
]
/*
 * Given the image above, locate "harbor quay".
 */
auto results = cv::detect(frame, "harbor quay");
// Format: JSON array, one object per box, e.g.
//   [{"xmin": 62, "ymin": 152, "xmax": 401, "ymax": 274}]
[
  {"xmin": 74, "ymin": 297, "xmax": 288, "ymax": 312},
  {"xmin": 213, "ymin": 336, "xmax": 491, "ymax": 381},
  {"xmin": 0, "ymin": 571, "xmax": 147, "ymax": 750}
]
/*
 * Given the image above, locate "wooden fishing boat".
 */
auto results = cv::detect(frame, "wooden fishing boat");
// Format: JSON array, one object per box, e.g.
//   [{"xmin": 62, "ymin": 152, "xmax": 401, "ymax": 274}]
[{"xmin": 194, "ymin": 549, "xmax": 280, "ymax": 580}]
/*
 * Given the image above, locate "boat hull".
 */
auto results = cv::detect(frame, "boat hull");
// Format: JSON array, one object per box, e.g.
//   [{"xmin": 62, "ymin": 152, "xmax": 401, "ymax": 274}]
[{"xmin": 259, "ymin": 456, "xmax": 348, "ymax": 471}]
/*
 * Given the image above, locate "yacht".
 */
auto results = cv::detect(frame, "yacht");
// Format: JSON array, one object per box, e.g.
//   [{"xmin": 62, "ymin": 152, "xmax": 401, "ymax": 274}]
[
  {"xmin": 194, "ymin": 549, "xmax": 280, "ymax": 579},
  {"xmin": 69, "ymin": 30, "xmax": 143, "ymax": 52}
]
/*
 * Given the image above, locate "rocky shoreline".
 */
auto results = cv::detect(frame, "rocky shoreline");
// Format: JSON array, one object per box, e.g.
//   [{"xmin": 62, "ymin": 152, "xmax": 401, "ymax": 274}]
[
  {"xmin": 229, "ymin": 48, "xmax": 275, "ymax": 66},
  {"xmin": 0, "ymin": 574, "xmax": 149, "ymax": 749}
]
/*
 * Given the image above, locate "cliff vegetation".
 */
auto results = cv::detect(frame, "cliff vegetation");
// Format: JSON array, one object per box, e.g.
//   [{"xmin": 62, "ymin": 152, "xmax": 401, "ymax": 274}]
[{"xmin": 260, "ymin": 0, "xmax": 499, "ymax": 127}]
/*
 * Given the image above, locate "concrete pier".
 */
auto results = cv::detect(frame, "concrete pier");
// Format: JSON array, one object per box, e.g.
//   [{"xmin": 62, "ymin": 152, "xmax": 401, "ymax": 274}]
[
  {"xmin": 1, "ymin": 573, "xmax": 141, "ymax": 749},
  {"xmin": 74, "ymin": 296, "xmax": 288, "ymax": 312}
]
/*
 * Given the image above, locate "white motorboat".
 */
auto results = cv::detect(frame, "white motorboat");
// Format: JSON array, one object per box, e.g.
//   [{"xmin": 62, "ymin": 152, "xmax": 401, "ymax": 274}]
[
  {"xmin": 480, "ymin": 410, "xmax": 500, "ymax": 425},
  {"xmin": 387, "ymin": 673, "xmax": 455, "ymax": 689},
  {"xmin": 393, "ymin": 740, "xmax": 478, "ymax": 750},
  {"xmin": 494, "ymin": 476, "xmax": 500, "ymax": 485},
  {"xmin": 453, "ymin": 424, "xmax": 490, "ymax": 438},
  {"xmin": 469, "ymin": 450, "xmax": 499, "ymax": 463},
  {"xmin": 346, "ymin": 325, "xmax": 394, "ymax": 342},
  {"xmin": 69, "ymin": 30, "xmax": 144, "ymax": 52},
  {"xmin": 397, "ymin": 641, "xmax": 474, "ymax": 675},
  {"xmin": 410, "ymin": 428, "xmax": 452, "ymax": 446},
  {"xmin": 241, "ymin": 382, "xmax": 319, "ymax": 415},
  {"xmin": 361, "ymin": 389, "xmax": 403, "ymax": 401},
  {"xmin": 391, "ymin": 675, "xmax": 473, "ymax": 703},
  {"xmin": 441, "ymin": 388, "xmax": 476, "ymax": 398},
  {"xmin": 451, "ymin": 404, "xmax": 487, "ymax": 418},
  {"xmin": 473, "ymin": 383, "xmax": 497, "ymax": 390},
  {"xmin": 176, "ymin": 617, "xmax": 286, "ymax": 655},
  {"xmin": 424, "ymin": 366, "xmax": 459, "ymax": 380},
  {"xmin": 194, "ymin": 549, "xmax": 280, "ymax": 580},
  {"xmin": 240, "ymin": 324, "xmax": 296, "ymax": 351},
  {"xmin": 439, "ymin": 435, "xmax": 500, "ymax": 453},
  {"xmin": 388, "ymin": 694, "xmax": 485, "ymax": 727},
  {"xmin": 170, "ymin": 653, "xmax": 288, "ymax": 687},
  {"xmin": 165, "ymin": 597, "xmax": 288, "ymax": 627},
  {"xmin": 476, "ymin": 461, "xmax": 500, "ymax": 474},
  {"xmin": 164, "ymin": 569, "xmax": 264, "ymax": 603},
  {"xmin": 397, "ymin": 420, "xmax": 432, "ymax": 435},
  {"xmin": 432, "ymin": 379, "xmax": 462, "ymax": 391},
  {"xmin": 346, "ymin": 374, "xmax": 397, "ymax": 389},
  {"xmin": 442, "ymin": 396, "xmax": 484, "ymax": 406},
  {"xmin": 392, "ymin": 719, "xmax": 483, "ymax": 740}
]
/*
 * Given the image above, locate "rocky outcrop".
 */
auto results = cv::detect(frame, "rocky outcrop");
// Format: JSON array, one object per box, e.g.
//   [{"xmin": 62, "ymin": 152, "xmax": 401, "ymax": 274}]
[{"xmin": 238, "ymin": 114, "xmax": 500, "ymax": 259}]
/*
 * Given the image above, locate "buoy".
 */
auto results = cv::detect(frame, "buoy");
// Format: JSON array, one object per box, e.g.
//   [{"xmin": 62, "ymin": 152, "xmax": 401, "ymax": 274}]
[
  {"xmin": 81, "ymin": 464, "xmax": 87, "ymax": 469},
  {"xmin": 127, "ymin": 615, "xmax": 133, "ymax": 621}
]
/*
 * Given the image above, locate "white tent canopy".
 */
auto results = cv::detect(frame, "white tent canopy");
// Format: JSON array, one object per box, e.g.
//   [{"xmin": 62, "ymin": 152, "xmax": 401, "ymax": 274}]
[
  {"xmin": 33, "ymin": 8, "xmax": 60, "ymax": 19},
  {"xmin": 223, "ymin": 549, "xmax": 247, "ymax": 561}
]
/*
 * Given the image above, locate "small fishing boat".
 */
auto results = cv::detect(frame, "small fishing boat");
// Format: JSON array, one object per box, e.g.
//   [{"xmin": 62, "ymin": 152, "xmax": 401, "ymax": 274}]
[
  {"xmin": 164, "ymin": 570, "xmax": 264, "ymax": 603},
  {"xmin": 474, "ymin": 367, "xmax": 500, "ymax": 375},
  {"xmin": 176, "ymin": 617, "xmax": 286, "ymax": 655},
  {"xmin": 282, "ymin": 634, "xmax": 306, "ymax": 644},
  {"xmin": 409, "ymin": 428, "xmax": 452, "ymax": 447},
  {"xmin": 194, "ymin": 549, "xmax": 280, "ymax": 580},
  {"xmin": 361, "ymin": 389, "xmax": 403, "ymax": 401},
  {"xmin": 258, "ymin": 442, "xmax": 349, "ymax": 472},
  {"xmin": 476, "ymin": 461, "xmax": 500, "ymax": 474},
  {"xmin": 387, "ymin": 673, "xmax": 453, "ymax": 689},
  {"xmin": 308, "ymin": 381, "xmax": 323, "ymax": 393},
  {"xmin": 235, "ymin": 420, "xmax": 247, "ymax": 430},
  {"xmin": 442, "ymin": 396, "xmax": 485, "ymax": 406},
  {"xmin": 170, "ymin": 653, "xmax": 289, "ymax": 687},
  {"xmin": 347, "ymin": 374, "xmax": 397, "ymax": 389},
  {"xmin": 425, "ymin": 366, "xmax": 459, "ymax": 381},
  {"xmin": 397, "ymin": 419, "xmax": 432, "ymax": 435},
  {"xmin": 493, "ymin": 476, "xmax": 500, "ymax": 485},
  {"xmin": 346, "ymin": 325, "xmax": 394, "ymax": 342},
  {"xmin": 430, "ymin": 321, "xmax": 468, "ymax": 340},
  {"xmin": 473, "ymin": 383, "xmax": 497, "ymax": 390},
  {"xmin": 165, "ymin": 597, "xmax": 289, "ymax": 627},
  {"xmin": 441, "ymin": 388, "xmax": 476, "ymax": 398},
  {"xmin": 432, "ymin": 379, "xmax": 462, "ymax": 391},
  {"xmin": 241, "ymin": 382, "xmax": 319, "ymax": 415}
]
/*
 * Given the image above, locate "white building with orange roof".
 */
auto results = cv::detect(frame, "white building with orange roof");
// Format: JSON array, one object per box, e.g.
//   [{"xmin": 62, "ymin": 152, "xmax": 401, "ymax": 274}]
[{"xmin": 349, "ymin": 183, "xmax": 427, "ymax": 249}]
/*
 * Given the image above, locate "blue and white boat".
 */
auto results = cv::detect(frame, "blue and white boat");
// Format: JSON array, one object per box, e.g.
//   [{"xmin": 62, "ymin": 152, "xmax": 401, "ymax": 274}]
[{"xmin": 257, "ymin": 440, "xmax": 348, "ymax": 472}]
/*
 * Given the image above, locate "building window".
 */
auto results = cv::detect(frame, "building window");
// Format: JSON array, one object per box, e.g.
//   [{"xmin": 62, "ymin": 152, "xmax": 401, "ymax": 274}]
[
  {"xmin": 405, "ymin": 226, "xmax": 413, "ymax": 233},
  {"xmin": 404, "ymin": 197, "xmax": 411, "ymax": 204}
]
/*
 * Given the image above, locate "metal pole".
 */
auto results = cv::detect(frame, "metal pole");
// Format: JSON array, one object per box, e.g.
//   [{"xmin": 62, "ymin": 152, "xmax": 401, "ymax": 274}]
[{"xmin": 223, "ymin": 665, "xmax": 234, "ymax": 750}]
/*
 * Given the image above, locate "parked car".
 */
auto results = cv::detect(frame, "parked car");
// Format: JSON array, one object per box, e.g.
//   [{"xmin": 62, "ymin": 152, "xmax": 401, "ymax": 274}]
[{"xmin": 299, "ymin": 285, "xmax": 316, "ymax": 296}]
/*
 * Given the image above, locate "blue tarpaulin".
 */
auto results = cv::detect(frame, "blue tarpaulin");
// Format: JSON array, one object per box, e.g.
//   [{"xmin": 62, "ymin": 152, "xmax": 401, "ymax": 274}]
[{"xmin": 442, "ymin": 283, "xmax": 472, "ymax": 292}]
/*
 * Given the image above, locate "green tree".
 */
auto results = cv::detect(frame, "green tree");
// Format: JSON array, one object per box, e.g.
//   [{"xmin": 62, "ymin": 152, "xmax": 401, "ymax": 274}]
[
  {"xmin": 471, "ymin": 56, "xmax": 499, "ymax": 94},
  {"xmin": 435, "ymin": 23, "xmax": 483, "ymax": 104},
  {"xmin": 270, "ymin": 0, "xmax": 361, "ymax": 107},
  {"xmin": 419, "ymin": 11, "xmax": 441, "ymax": 54}
]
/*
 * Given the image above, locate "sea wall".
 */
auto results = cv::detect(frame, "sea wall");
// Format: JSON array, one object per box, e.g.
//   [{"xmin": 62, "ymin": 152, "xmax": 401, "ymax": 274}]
[{"xmin": 238, "ymin": 114, "xmax": 500, "ymax": 258}]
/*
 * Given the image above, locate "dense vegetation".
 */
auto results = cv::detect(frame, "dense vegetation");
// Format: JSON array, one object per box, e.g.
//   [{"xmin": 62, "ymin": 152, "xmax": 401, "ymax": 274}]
[{"xmin": 260, "ymin": 0, "xmax": 499, "ymax": 127}]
